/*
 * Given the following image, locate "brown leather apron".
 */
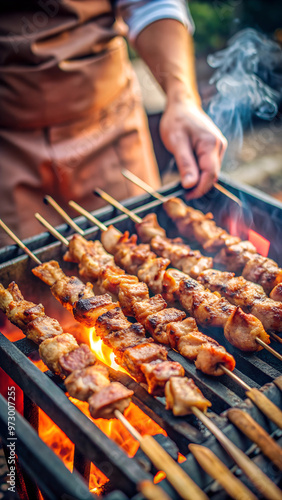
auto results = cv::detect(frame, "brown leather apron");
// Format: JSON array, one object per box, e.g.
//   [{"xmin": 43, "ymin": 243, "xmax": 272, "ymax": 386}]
[{"xmin": 0, "ymin": 1, "xmax": 160, "ymax": 245}]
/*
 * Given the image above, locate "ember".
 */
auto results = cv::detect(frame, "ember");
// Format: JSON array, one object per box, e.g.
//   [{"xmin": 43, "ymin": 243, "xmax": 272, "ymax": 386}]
[{"xmin": 248, "ymin": 229, "xmax": 270, "ymax": 257}]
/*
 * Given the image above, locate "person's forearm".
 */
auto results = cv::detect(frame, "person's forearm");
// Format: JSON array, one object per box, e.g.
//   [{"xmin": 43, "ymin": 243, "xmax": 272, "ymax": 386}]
[{"xmin": 134, "ymin": 19, "xmax": 201, "ymax": 106}]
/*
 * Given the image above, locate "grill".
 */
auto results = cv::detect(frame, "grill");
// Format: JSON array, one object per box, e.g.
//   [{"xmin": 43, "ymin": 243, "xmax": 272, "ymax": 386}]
[{"xmin": 0, "ymin": 173, "xmax": 282, "ymax": 499}]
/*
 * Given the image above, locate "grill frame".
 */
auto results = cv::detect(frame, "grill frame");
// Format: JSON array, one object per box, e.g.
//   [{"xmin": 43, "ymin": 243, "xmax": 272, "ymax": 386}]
[{"xmin": 0, "ymin": 175, "xmax": 282, "ymax": 499}]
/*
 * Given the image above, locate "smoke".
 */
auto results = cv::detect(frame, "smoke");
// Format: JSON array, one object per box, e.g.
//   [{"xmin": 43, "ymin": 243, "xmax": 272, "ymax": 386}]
[{"xmin": 207, "ymin": 29, "xmax": 282, "ymax": 157}]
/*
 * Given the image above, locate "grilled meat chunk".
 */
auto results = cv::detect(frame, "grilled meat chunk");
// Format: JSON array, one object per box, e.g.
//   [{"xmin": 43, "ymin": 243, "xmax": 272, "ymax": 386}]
[
  {"xmin": 32, "ymin": 261, "xmax": 93, "ymax": 311},
  {"xmin": 65, "ymin": 364, "xmax": 110, "ymax": 400},
  {"xmin": 224, "ymin": 307, "xmax": 270, "ymax": 351},
  {"xmin": 73, "ymin": 294, "xmax": 117, "ymax": 327},
  {"xmin": 198, "ymin": 269, "xmax": 282, "ymax": 331},
  {"xmin": 119, "ymin": 343, "xmax": 168, "ymax": 382},
  {"xmin": 195, "ymin": 344, "xmax": 235, "ymax": 376},
  {"xmin": 214, "ymin": 241, "xmax": 257, "ymax": 272},
  {"xmin": 132, "ymin": 295, "xmax": 167, "ymax": 324},
  {"xmin": 60, "ymin": 344, "xmax": 96, "ymax": 376},
  {"xmin": 95, "ymin": 307, "xmax": 132, "ymax": 336},
  {"xmin": 101, "ymin": 225, "xmax": 123, "ymax": 254},
  {"xmin": 150, "ymin": 235, "xmax": 213, "ymax": 279},
  {"xmin": 163, "ymin": 197, "xmax": 240, "ymax": 252},
  {"xmin": 25, "ymin": 316, "xmax": 63, "ymax": 344},
  {"xmin": 270, "ymin": 283, "xmax": 282, "ymax": 302},
  {"xmin": 137, "ymin": 257, "xmax": 170, "ymax": 294},
  {"xmin": 179, "ymin": 278, "xmax": 234, "ymax": 328},
  {"xmin": 39, "ymin": 333, "xmax": 78, "ymax": 375},
  {"xmin": 242, "ymin": 256, "xmax": 282, "ymax": 295},
  {"xmin": 168, "ymin": 318, "xmax": 218, "ymax": 360},
  {"xmin": 0, "ymin": 282, "xmax": 45, "ymax": 330},
  {"xmin": 98, "ymin": 266, "xmax": 138, "ymax": 296},
  {"xmin": 141, "ymin": 360, "xmax": 185, "ymax": 396},
  {"xmin": 118, "ymin": 281, "xmax": 149, "ymax": 316},
  {"xmin": 64, "ymin": 235, "xmax": 115, "ymax": 281},
  {"xmin": 88, "ymin": 382, "xmax": 134, "ymax": 419},
  {"xmin": 165, "ymin": 377, "xmax": 211, "ymax": 416},
  {"xmin": 162, "ymin": 269, "xmax": 187, "ymax": 303},
  {"xmin": 101, "ymin": 323, "xmax": 147, "ymax": 351},
  {"xmin": 135, "ymin": 213, "xmax": 166, "ymax": 243},
  {"xmin": 145, "ymin": 308, "xmax": 186, "ymax": 344}
]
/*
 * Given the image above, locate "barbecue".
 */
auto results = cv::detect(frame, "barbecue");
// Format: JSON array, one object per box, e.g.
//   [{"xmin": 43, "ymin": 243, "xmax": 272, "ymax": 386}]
[
  {"xmin": 1, "ymin": 222, "xmax": 282, "ymax": 500},
  {"xmin": 0, "ymin": 177, "xmax": 282, "ymax": 499}
]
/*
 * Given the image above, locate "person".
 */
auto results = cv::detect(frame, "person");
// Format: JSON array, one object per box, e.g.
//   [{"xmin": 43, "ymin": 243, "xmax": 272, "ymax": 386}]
[{"xmin": 0, "ymin": 0, "xmax": 227, "ymax": 247}]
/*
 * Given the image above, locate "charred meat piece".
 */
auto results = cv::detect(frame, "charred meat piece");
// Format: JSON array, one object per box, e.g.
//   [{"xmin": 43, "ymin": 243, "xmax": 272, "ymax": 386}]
[
  {"xmin": 65, "ymin": 364, "xmax": 110, "ymax": 401},
  {"xmin": 163, "ymin": 197, "xmax": 240, "ymax": 252},
  {"xmin": 73, "ymin": 294, "xmax": 117, "ymax": 327},
  {"xmin": 214, "ymin": 241, "xmax": 257, "ymax": 273},
  {"xmin": 32, "ymin": 261, "xmax": 93, "ymax": 311},
  {"xmin": 198, "ymin": 269, "xmax": 282, "ymax": 331},
  {"xmin": 135, "ymin": 213, "xmax": 166, "ymax": 243},
  {"xmin": 270, "ymin": 283, "xmax": 282, "ymax": 302},
  {"xmin": 168, "ymin": 317, "xmax": 218, "ymax": 360},
  {"xmin": 137, "ymin": 256, "xmax": 170, "ymax": 294},
  {"xmin": 98, "ymin": 266, "xmax": 138, "ymax": 296},
  {"xmin": 195, "ymin": 344, "xmax": 235, "ymax": 376},
  {"xmin": 242, "ymin": 255, "xmax": 282, "ymax": 295},
  {"xmin": 141, "ymin": 360, "xmax": 185, "ymax": 396},
  {"xmin": 95, "ymin": 307, "xmax": 132, "ymax": 337},
  {"xmin": 26, "ymin": 316, "xmax": 63, "ymax": 344},
  {"xmin": 150, "ymin": 235, "xmax": 213, "ymax": 279},
  {"xmin": 114, "ymin": 237, "xmax": 156, "ymax": 275},
  {"xmin": 64, "ymin": 235, "xmax": 116, "ymax": 281},
  {"xmin": 101, "ymin": 323, "xmax": 147, "ymax": 351},
  {"xmin": 119, "ymin": 343, "xmax": 168, "ymax": 382},
  {"xmin": 132, "ymin": 294, "xmax": 167, "ymax": 324},
  {"xmin": 0, "ymin": 282, "xmax": 45, "ymax": 330},
  {"xmin": 179, "ymin": 278, "xmax": 234, "ymax": 328},
  {"xmin": 165, "ymin": 377, "xmax": 211, "ymax": 416},
  {"xmin": 224, "ymin": 307, "xmax": 270, "ymax": 351},
  {"xmin": 39, "ymin": 333, "xmax": 78, "ymax": 375},
  {"xmin": 88, "ymin": 382, "xmax": 134, "ymax": 419},
  {"xmin": 101, "ymin": 225, "xmax": 123, "ymax": 255},
  {"xmin": 162, "ymin": 269, "xmax": 187, "ymax": 303},
  {"xmin": 118, "ymin": 281, "xmax": 149, "ymax": 316},
  {"xmin": 145, "ymin": 308, "xmax": 186, "ymax": 344},
  {"xmin": 59, "ymin": 344, "xmax": 96, "ymax": 376}
]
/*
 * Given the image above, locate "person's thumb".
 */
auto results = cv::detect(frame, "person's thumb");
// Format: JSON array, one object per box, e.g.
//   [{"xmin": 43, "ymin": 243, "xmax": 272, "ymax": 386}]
[{"xmin": 173, "ymin": 139, "xmax": 199, "ymax": 190}]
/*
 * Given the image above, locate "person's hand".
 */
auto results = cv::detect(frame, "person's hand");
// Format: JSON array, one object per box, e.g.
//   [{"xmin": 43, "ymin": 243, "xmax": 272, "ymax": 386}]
[{"xmin": 160, "ymin": 98, "xmax": 227, "ymax": 199}]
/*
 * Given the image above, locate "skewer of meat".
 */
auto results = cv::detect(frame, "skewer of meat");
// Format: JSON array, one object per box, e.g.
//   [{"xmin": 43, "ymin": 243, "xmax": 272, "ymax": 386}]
[
  {"xmin": 0, "ymin": 281, "xmax": 133, "ymax": 419},
  {"xmin": 36, "ymin": 204, "xmax": 282, "ymax": 432},
  {"xmin": 92, "ymin": 189, "xmax": 271, "ymax": 355},
  {"xmin": 129, "ymin": 210, "xmax": 282, "ymax": 337},
  {"xmin": 11, "ymin": 223, "xmax": 281, "ymax": 500},
  {"xmin": 121, "ymin": 169, "xmax": 282, "ymax": 298},
  {"xmin": 0, "ymin": 282, "xmax": 208, "ymax": 500},
  {"xmin": 39, "ymin": 201, "xmax": 236, "ymax": 380}
]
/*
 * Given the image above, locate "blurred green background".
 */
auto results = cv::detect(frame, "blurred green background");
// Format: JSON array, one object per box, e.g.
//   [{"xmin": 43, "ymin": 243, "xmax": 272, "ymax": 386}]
[{"xmin": 190, "ymin": 0, "xmax": 282, "ymax": 55}]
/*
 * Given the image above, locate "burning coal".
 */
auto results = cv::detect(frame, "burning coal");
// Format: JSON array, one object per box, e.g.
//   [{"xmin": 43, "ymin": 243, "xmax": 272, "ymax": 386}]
[{"xmin": 207, "ymin": 28, "xmax": 282, "ymax": 157}]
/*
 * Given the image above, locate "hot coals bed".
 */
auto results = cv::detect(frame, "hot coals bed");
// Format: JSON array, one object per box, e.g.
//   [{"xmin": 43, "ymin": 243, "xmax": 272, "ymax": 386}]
[{"xmin": 0, "ymin": 174, "xmax": 282, "ymax": 499}]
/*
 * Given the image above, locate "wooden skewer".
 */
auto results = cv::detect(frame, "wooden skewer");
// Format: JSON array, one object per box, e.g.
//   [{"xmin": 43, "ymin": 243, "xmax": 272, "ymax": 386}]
[
  {"xmin": 115, "ymin": 410, "xmax": 207, "ymax": 500},
  {"xmin": 189, "ymin": 444, "xmax": 258, "ymax": 500},
  {"xmin": 227, "ymin": 408, "xmax": 282, "ymax": 471},
  {"xmin": 44, "ymin": 196, "xmax": 85, "ymax": 236},
  {"xmin": 29, "ymin": 211, "xmax": 282, "ymax": 498},
  {"xmin": 0, "ymin": 221, "xmax": 207, "ymax": 500},
  {"xmin": 121, "ymin": 168, "xmax": 243, "ymax": 207},
  {"xmin": 93, "ymin": 188, "xmax": 282, "ymax": 363},
  {"xmin": 0, "ymin": 219, "xmax": 42, "ymax": 265},
  {"xmin": 191, "ymin": 406, "xmax": 282, "ymax": 500},
  {"xmin": 67, "ymin": 200, "xmax": 282, "ymax": 429}
]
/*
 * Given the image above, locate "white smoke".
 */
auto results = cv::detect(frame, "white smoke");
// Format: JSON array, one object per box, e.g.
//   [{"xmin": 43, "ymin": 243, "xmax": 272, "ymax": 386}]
[{"xmin": 207, "ymin": 29, "xmax": 282, "ymax": 157}]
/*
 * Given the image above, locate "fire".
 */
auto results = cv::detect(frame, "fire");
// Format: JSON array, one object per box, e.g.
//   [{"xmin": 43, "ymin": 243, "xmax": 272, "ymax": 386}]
[
  {"xmin": 35, "ymin": 325, "xmax": 168, "ymax": 495},
  {"xmin": 248, "ymin": 229, "xmax": 270, "ymax": 257}
]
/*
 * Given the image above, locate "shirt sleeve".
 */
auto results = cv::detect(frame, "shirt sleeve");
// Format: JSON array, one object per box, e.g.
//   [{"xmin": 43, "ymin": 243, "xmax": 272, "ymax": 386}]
[{"xmin": 116, "ymin": 0, "xmax": 195, "ymax": 44}]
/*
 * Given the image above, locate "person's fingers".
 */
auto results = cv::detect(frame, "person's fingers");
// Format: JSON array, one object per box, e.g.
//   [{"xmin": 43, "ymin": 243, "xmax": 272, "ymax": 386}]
[
  {"xmin": 173, "ymin": 136, "xmax": 200, "ymax": 190},
  {"xmin": 185, "ymin": 148, "xmax": 220, "ymax": 200}
]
